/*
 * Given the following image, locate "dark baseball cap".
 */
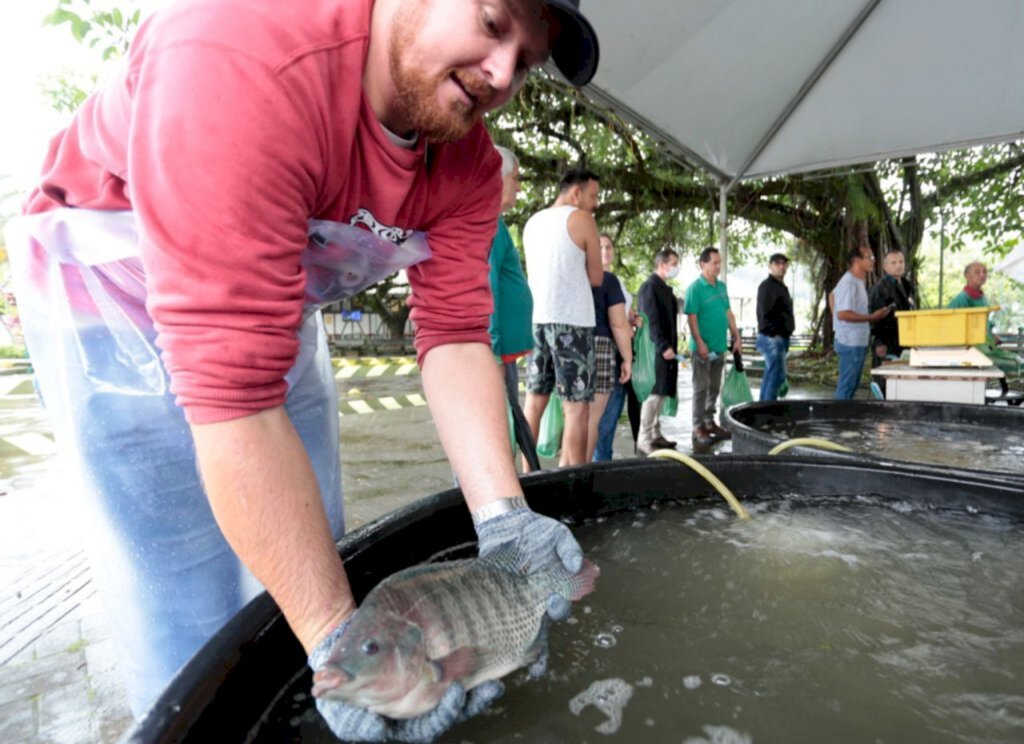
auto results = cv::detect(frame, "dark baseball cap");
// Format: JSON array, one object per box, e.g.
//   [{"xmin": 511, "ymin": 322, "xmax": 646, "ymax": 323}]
[
  {"xmin": 769, "ymin": 253, "xmax": 790, "ymax": 264},
  {"xmin": 546, "ymin": 0, "xmax": 600, "ymax": 86}
]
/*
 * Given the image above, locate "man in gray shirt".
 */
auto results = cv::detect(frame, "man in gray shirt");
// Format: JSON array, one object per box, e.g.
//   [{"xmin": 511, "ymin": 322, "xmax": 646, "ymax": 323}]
[{"xmin": 832, "ymin": 245, "xmax": 892, "ymax": 399}]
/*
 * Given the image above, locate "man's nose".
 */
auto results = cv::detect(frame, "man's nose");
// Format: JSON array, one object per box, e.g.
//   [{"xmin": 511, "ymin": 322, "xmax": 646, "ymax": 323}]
[{"xmin": 483, "ymin": 43, "xmax": 519, "ymax": 91}]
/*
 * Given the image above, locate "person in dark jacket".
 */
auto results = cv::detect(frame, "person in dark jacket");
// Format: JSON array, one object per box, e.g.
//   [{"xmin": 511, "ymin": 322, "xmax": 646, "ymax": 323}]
[
  {"xmin": 868, "ymin": 249, "xmax": 915, "ymax": 367},
  {"xmin": 636, "ymin": 248, "xmax": 680, "ymax": 454},
  {"xmin": 755, "ymin": 253, "xmax": 795, "ymax": 401}
]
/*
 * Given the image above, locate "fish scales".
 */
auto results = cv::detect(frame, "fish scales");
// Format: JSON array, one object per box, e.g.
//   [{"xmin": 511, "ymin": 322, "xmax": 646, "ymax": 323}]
[
  {"xmin": 313, "ymin": 550, "xmax": 599, "ymax": 718},
  {"xmin": 385, "ymin": 558, "xmax": 550, "ymax": 683}
]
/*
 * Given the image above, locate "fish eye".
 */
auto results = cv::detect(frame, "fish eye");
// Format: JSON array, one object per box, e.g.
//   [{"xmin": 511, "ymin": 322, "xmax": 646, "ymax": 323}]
[{"xmin": 361, "ymin": 639, "xmax": 380, "ymax": 656}]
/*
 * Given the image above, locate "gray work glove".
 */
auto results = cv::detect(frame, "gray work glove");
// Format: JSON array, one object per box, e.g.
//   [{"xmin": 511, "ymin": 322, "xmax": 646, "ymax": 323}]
[
  {"xmin": 309, "ymin": 617, "xmax": 505, "ymax": 743},
  {"xmin": 474, "ymin": 507, "xmax": 584, "ymax": 676}
]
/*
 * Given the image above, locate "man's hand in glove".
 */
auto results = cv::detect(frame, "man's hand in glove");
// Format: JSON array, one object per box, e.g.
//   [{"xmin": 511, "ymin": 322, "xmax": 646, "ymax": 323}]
[
  {"xmin": 473, "ymin": 499, "xmax": 585, "ymax": 679},
  {"xmin": 309, "ymin": 618, "xmax": 504, "ymax": 743}
]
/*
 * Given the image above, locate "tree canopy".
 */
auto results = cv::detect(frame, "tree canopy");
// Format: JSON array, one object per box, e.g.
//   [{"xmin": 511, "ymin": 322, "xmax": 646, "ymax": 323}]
[{"xmin": 32, "ymin": 2, "xmax": 1024, "ymax": 343}]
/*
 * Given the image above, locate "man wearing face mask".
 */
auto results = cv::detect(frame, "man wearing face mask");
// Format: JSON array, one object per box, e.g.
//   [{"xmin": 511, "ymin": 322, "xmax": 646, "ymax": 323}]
[{"xmin": 636, "ymin": 248, "xmax": 681, "ymax": 455}]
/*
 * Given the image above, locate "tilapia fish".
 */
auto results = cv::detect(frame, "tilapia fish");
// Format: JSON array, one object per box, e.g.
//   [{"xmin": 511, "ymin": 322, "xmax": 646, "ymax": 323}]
[{"xmin": 312, "ymin": 547, "xmax": 599, "ymax": 719}]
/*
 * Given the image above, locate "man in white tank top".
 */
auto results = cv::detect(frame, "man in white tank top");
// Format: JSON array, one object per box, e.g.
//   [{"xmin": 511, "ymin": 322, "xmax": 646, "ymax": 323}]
[{"xmin": 522, "ymin": 169, "xmax": 604, "ymax": 466}]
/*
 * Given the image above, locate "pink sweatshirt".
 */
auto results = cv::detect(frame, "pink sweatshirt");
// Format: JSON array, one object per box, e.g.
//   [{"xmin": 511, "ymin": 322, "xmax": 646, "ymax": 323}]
[{"xmin": 26, "ymin": 0, "xmax": 501, "ymax": 424}]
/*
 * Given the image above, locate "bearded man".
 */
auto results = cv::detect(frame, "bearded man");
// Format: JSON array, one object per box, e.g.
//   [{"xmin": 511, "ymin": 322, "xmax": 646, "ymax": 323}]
[{"xmin": 4, "ymin": 1, "xmax": 599, "ymax": 739}]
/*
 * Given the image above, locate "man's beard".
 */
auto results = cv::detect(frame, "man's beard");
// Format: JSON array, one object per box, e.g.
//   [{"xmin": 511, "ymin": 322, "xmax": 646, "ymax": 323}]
[{"xmin": 388, "ymin": 10, "xmax": 494, "ymax": 142}]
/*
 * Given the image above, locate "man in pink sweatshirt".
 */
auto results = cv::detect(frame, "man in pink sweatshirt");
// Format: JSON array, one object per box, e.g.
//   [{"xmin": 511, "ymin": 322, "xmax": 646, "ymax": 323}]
[{"xmin": 7, "ymin": 0, "xmax": 599, "ymax": 739}]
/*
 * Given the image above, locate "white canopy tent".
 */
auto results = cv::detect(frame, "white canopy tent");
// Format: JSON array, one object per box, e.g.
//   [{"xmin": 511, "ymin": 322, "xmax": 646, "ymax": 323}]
[
  {"xmin": 577, "ymin": 0, "xmax": 1024, "ymax": 272},
  {"xmin": 996, "ymin": 244, "xmax": 1024, "ymax": 283}
]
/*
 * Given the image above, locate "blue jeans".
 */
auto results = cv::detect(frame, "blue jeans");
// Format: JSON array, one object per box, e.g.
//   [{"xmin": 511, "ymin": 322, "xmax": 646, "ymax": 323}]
[
  {"xmin": 756, "ymin": 333, "xmax": 789, "ymax": 401},
  {"xmin": 593, "ymin": 379, "xmax": 626, "ymax": 461},
  {"xmin": 834, "ymin": 340, "xmax": 868, "ymax": 400},
  {"xmin": 24, "ymin": 312, "xmax": 343, "ymax": 717}
]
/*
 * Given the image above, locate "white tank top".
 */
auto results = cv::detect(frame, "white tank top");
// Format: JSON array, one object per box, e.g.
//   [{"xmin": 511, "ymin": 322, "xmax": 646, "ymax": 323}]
[{"xmin": 523, "ymin": 205, "xmax": 596, "ymax": 327}]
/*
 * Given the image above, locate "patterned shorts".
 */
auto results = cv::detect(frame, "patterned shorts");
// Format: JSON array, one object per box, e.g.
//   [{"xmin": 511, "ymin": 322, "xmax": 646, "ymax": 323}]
[
  {"xmin": 526, "ymin": 323, "xmax": 595, "ymax": 402},
  {"xmin": 593, "ymin": 335, "xmax": 616, "ymax": 394}
]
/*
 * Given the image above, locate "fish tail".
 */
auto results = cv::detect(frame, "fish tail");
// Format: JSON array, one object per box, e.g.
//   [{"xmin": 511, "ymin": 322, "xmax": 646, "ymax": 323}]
[{"xmin": 566, "ymin": 558, "xmax": 600, "ymax": 601}]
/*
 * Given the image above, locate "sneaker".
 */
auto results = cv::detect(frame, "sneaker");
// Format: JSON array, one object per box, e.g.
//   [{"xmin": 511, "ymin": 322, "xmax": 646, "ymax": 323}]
[
  {"xmin": 692, "ymin": 426, "xmax": 714, "ymax": 446},
  {"xmin": 706, "ymin": 422, "xmax": 732, "ymax": 441},
  {"xmin": 636, "ymin": 441, "xmax": 656, "ymax": 456},
  {"xmin": 652, "ymin": 436, "xmax": 677, "ymax": 448}
]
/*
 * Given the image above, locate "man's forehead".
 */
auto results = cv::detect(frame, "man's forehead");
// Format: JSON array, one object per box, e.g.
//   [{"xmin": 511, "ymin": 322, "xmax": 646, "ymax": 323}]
[{"xmin": 504, "ymin": 0, "xmax": 555, "ymax": 61}]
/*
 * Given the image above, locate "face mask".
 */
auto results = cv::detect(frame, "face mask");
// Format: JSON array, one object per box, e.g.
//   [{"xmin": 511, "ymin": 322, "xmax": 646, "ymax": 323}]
[{"xmin": 666, "ymin": 266, "xmax": 679, "ymax": 279}]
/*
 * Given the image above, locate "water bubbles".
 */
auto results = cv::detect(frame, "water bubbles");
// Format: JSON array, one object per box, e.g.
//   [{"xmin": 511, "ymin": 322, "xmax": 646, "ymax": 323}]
[
  {"xmin": 683, "ymin": 724, "xmax": 753, "ymax": 744},
  {"xmin": 683, "ymin": 675, "xmax": 702, "ymax": 690},
  {"xmin": 569, "ymin": 678, "xmax": 634, "ymax": 734},
  {"xmin": 582, "ymin": 605, "xmax": 593, "ymax": 614},
  {"xmin": 972, "ymin": 551, "xmax": 983, "ymax": 562},
  {"xmin": 636, "ymin": 676, "xmax": 654, "ymax": 688},
  {"xmin": 711, "ymin": 673, "xmax": 732, "ymax": 686},
  {"xmin": 593, "ymin": 632, "xmax": 617, "ymax": 649},
  {"xmin": 965, "ymin": 505, "xmax": 979, "ymax": 515}
]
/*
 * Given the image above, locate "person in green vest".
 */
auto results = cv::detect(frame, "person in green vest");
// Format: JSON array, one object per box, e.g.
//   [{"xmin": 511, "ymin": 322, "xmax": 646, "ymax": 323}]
[
  {"xmin": 948, "ymin": 261, "xmax": 1017, "ymax": 384},
  {"xmin": 488, "ymin": 145, "xmax": 537, "ymax": 467}
]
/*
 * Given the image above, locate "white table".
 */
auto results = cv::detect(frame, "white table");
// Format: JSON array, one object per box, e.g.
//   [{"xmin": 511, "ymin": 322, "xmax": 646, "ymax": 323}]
[{"xmin": 871, "ymin": 363, "xmax": 1004, "ymax": 404}]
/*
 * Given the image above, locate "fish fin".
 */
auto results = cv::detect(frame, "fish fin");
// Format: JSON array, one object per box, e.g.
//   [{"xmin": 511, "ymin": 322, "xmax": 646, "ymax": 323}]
[
  {"xmin": 567, "ymin": 558, "xmax": 600, "ymax": 601},
  {"xmin": 429, "ymin": 646, "xmax": 481, "ymax": 683},
  {"xmin": 524, "ymin": 621, "xmax": 550, "ymax": 678}
]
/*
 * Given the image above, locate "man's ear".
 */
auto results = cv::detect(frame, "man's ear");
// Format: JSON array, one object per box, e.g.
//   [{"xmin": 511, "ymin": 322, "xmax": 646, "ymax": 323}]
[{"xmin": 568, "ymin": 184, "xmax": 581, "ymax": 207}]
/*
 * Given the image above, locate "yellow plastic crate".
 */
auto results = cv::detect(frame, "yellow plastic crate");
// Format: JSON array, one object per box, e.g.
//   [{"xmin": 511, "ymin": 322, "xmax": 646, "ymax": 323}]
[{"xmin": 895, "ymin": 306, "xmax": 997, "ymax": 347}]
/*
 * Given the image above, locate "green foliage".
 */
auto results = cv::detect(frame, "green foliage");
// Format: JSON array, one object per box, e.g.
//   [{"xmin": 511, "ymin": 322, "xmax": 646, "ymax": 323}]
[
  {"xmin": 43, "ymin": 0, "xmax": 142, "ymax": 58},
  {"xmin": 40, "ymin": 0, "xmax": 144, "ymax": 114},
  {"xmin": 0, "ymin": 345, "xmax": 28, "ymax": 359}
]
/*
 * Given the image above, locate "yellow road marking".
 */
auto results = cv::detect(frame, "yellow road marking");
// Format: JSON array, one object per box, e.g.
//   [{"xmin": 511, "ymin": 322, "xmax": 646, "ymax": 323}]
[
  {"xmin": 4, "ymin": 433, "xmax": 57, "ymax": 456},
  {"xmin": 348, "ymin": 400, "xmax": 374, "ymax": 414}
]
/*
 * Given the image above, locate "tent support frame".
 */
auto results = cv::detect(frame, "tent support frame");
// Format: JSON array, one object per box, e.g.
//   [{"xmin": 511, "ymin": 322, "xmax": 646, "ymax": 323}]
[{"xmin": 726, "ymin": 0, "xmax": 884, "ymax": 191}]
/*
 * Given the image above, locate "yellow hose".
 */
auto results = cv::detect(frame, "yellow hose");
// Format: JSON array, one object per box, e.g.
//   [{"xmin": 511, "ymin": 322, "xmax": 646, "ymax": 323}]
[
  {"xmin": 648, "ymin": 449, "xmax": 752, "ymax": 521},
  {"xmin": 767, "ymin": 437, "xmax": 853, "ymax": 456}
]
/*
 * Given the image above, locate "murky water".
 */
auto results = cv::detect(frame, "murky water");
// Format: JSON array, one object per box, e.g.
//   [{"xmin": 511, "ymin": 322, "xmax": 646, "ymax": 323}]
[
  {"xmin": 260, "ymin": 497, "xmax": 1024, "ymax": 743},
  {"xmin": 763, "ymin": 417, "xmax": 1024, "ymax": 473}
]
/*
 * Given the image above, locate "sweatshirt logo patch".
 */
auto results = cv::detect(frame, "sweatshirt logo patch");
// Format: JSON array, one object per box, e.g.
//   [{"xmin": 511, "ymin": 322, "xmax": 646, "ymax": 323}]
[{"xmin": 349, "ymin": 208, "xmax": 413, "ymax": 244}]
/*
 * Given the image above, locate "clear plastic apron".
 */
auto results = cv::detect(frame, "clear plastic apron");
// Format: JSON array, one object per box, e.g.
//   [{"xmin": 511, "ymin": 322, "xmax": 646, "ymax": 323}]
[{"xmin": 2, "ymin": 208, "xmax": 430, "ymax": 717}]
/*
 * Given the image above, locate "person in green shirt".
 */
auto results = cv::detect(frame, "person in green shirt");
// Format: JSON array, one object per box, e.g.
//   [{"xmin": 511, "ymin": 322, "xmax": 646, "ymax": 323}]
[
  {"xmin": 488, "ymin": 146, "xmax": 537, "ymax": 468},
  {"xmin": 948, "ymin": 260, "xmax": 1017, "ymax": 386},
  {"xmin": 685, "ymin": 247, "xmax": 742, "ymax": 446}
]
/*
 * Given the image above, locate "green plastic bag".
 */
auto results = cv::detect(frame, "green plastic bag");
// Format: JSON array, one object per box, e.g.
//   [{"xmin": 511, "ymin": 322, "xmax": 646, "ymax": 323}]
[
  {"xmin": 632, "ymin": 313, "xmax": 656, "ymax": 403},
  {"xmin": 778, "ymin": 379, "xmax": 790, "ymax": 399},
  {"xmin": 663, "ymin": 395, "xmax": 678, "ymax": 416},
  {"xmin": 721, "ymin": 366, "xmax": 754, "ymax": 410},
  {"xmin": 536, "ymin": 395, "xmax": 564, "ymax": 459},
  {"xmin": 506, "ymin": 397, "xmax": 516, "ymax": 456}
]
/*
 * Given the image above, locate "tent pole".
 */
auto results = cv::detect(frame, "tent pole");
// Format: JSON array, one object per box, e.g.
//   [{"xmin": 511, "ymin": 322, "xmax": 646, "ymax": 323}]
[
  {"xmin": 719, "ymin": 182, "xmax": 729, "ymax": 279},
  {"xmin": 939, "ymin": 207, "xmax": 946, "ymax": 306}
]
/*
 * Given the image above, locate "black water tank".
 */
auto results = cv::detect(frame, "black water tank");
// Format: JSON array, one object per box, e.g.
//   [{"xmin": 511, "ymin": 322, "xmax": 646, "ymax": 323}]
[{"xmin": 124, "ymin": 456, "xmax": 1024, "ymax": 743}]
